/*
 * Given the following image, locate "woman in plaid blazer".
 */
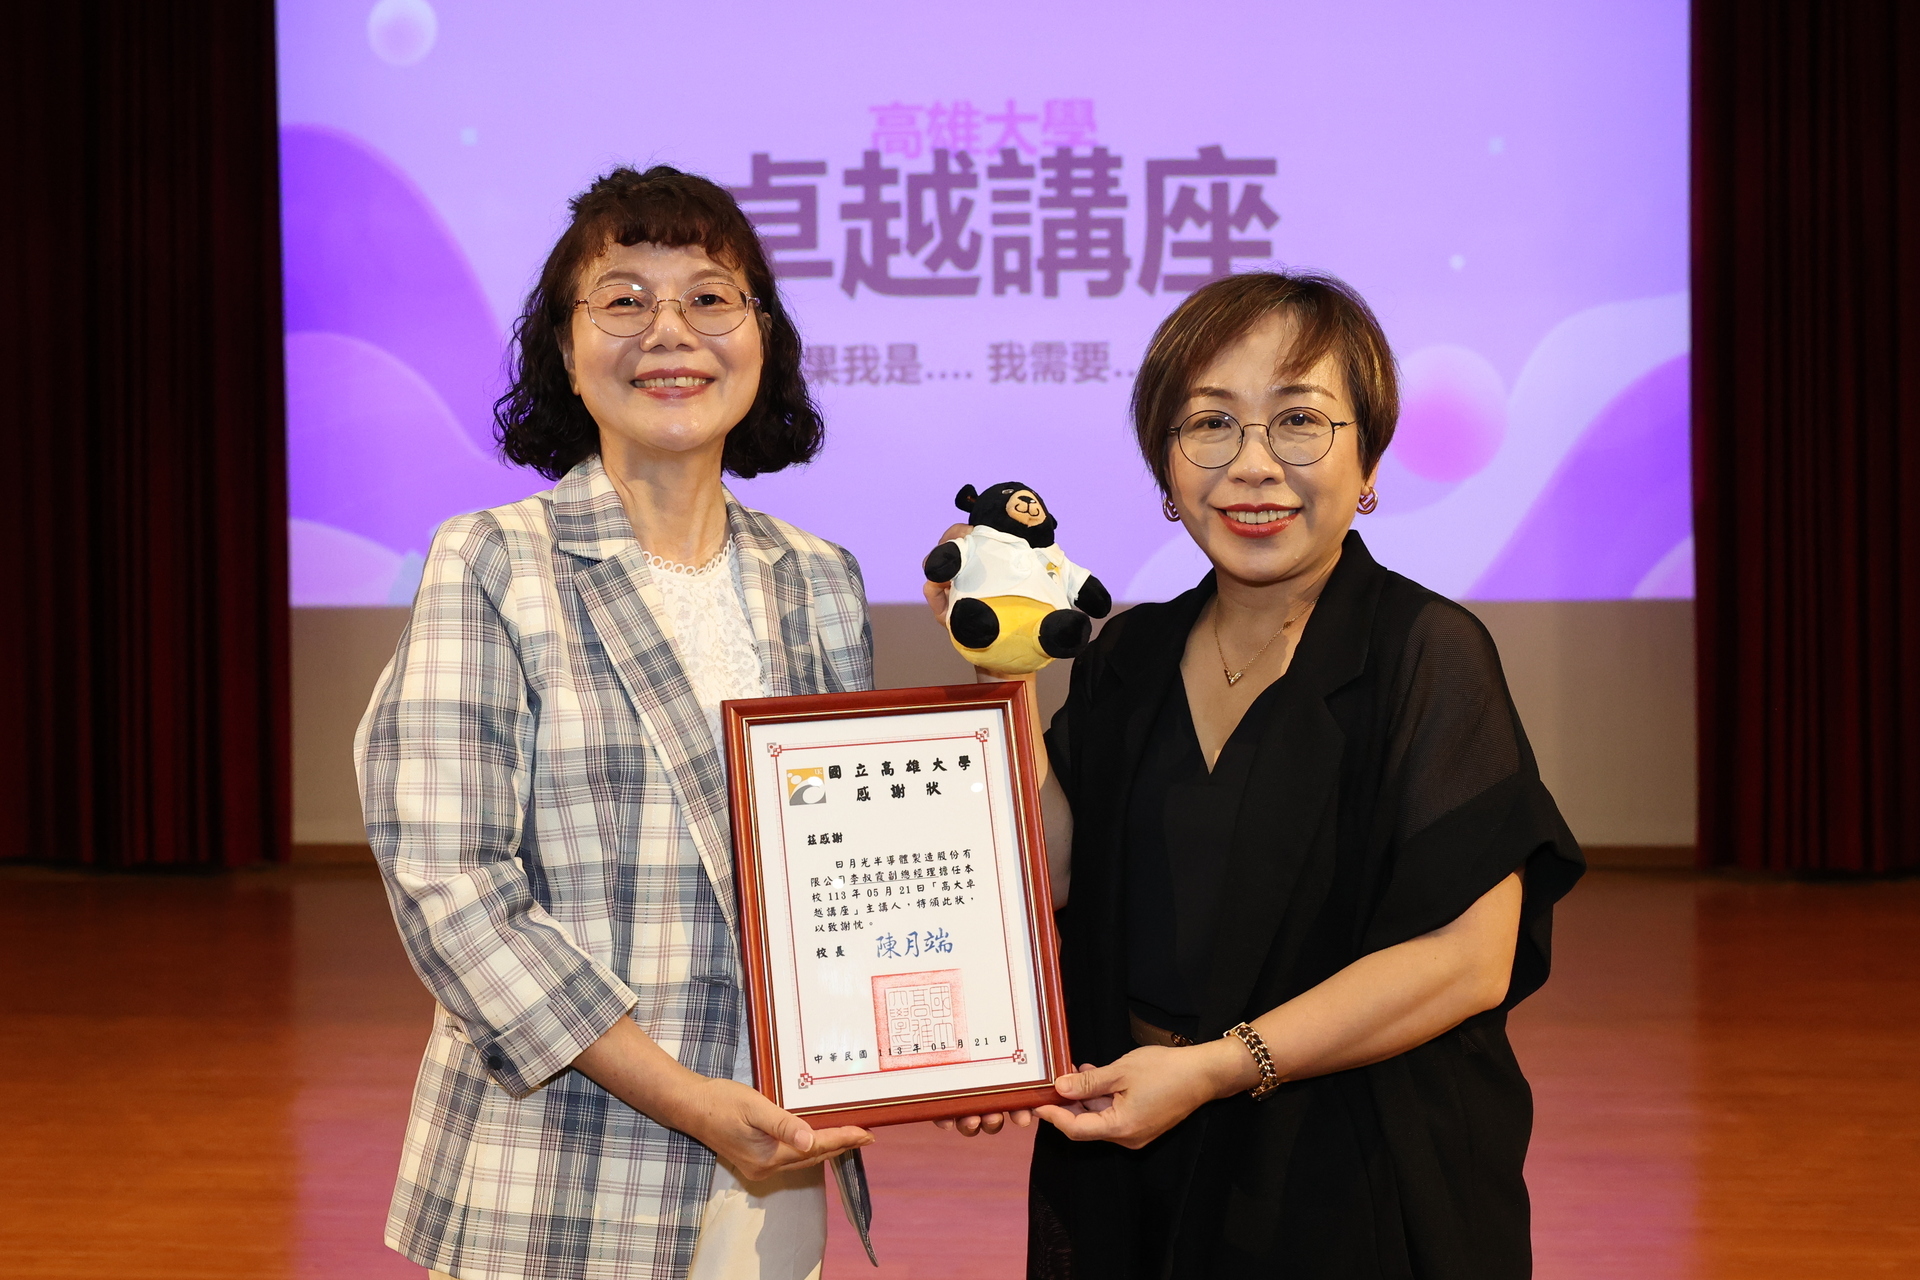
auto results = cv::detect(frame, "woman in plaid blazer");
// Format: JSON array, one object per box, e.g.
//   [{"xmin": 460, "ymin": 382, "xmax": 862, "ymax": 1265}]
[{"xmin": 356, "ymin": 166, "xmax": 873, "ymax": 1280}]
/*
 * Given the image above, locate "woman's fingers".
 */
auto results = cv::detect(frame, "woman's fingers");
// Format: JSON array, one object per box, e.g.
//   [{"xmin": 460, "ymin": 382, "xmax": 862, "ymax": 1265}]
[
  {"xmin": 805, "ymin": 1124, "xmax": 875, "ymax": 1155},
  {"xmin": 664, "ymin": 1078, "xmax": 875, "ymax": 1181},
  {"xmin": 1033, "ymin": 1055, "xmax": 1172, "ymax": 1146},
  {"xmin": 736, "ymin": 1093, "xmax": 870, "ymax": 1169},
  {"xmin": 1037, "ymin": 1095, "xmax": 1155, "ymax": 1148},
  {"xmin": 781, "ymin": 1116, "xmax": 816, "ymax": 1153},
  {"xmin": 739, "ymin": 1124, "xmax": 873, "ymax": 1180},
  {"xmin": 1054, "ymin": 1063, "xmax": 1122, "ymax": 1100},
  {"xmin": 939, "ymin": 1109, "xmax": 1028, "ymax": 1137},
  {"xmin": 1034, "ymin": 1101, "xmax": 1128, "ymax": 1142},
  {"xmin": 759, "ymin": 1106, "xmax": 817, "ymax": 1154}
]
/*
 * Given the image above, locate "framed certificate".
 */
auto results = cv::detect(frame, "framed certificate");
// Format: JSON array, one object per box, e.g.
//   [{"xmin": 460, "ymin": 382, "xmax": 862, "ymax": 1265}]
[{"xmin": 722, "ymin": 682, "xmax": 1070, "ymax": 1128}]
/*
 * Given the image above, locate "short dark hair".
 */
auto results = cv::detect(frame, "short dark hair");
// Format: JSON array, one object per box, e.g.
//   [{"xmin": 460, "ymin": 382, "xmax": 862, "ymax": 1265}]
[
  {"xmin": 1130, "ymin": 271, "xmax": 1399, "ymax": 495},
  {"xmin": 495, "ymin": 165, "xmax": 823, "ymax": 480}
]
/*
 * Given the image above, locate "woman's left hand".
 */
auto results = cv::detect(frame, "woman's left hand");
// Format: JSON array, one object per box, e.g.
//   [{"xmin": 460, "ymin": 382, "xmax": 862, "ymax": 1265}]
[{"xmin": 1034, "ymin": 1042, "xmax": 1243, "ymax": 1150}]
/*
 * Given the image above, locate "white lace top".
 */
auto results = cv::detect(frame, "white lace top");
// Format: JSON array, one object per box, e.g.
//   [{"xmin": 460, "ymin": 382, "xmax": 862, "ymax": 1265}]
[
  {"xmin": 650, "ymin": 543, "xmax": 766, "ymax": 750},
  {"xmin": 650, "ymin": 543, "xmax": 765, "ymax": 1089}
]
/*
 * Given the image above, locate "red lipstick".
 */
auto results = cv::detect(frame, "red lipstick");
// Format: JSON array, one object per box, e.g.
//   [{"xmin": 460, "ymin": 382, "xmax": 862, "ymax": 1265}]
[{"xmin": 1215, "ymin": 504, "xmax": 1299, "ymax": 539}]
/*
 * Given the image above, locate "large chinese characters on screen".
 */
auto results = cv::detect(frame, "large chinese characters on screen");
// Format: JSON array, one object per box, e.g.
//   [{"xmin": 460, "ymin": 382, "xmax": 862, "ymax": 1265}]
[{"xmin": 728, "ymin": 99, "xmax": 1277, "ymax": 387}]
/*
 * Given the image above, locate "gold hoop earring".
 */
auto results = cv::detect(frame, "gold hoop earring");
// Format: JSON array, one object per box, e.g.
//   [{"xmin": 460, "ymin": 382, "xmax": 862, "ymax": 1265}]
[
  {"xmin": 1163, "ymin": 495, "xmax": 1182, "ymax": 522},
  {"xmin": 1356, "ymin": 489, "xmax": 1379, "ymax": 515}
]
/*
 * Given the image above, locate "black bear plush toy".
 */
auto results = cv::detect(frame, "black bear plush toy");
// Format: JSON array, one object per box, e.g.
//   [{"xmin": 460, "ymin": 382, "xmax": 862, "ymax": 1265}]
[{"xmin": 923, "ymin": 481, "xmax": 1111, "ymax": 675}]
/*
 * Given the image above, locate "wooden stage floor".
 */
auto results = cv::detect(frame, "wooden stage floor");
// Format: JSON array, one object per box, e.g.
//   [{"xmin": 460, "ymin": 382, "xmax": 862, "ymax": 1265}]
[{"xmin": 2, "ymin": 864, "xmax": 1915, "ymax": 1279}]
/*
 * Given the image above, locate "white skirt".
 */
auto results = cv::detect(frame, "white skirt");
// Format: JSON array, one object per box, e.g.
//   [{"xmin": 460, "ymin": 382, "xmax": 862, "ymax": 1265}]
[{"xmin": 686, "ymin": 1157, "xmax": 827, "ymax": 1280}]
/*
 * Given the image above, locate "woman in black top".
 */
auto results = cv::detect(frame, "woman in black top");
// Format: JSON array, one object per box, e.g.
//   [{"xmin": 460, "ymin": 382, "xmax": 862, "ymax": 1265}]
[{"xmin": 934, "ymin": 271, "xmax": 1583, "ymax": 1278}]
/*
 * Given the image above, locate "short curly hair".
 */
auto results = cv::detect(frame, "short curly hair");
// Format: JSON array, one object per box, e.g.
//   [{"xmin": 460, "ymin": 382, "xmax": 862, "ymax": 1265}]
[
  {"xmin": 495, "ymin": 165, "xmax": 823, "ymax": 480},
  {"xmin": 1131, "ymin": 271, "xmax": 1399, "ymax": 496}
]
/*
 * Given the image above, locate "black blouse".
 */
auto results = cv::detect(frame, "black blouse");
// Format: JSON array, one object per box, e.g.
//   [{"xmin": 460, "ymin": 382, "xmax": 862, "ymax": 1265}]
[
  {"xmin": 1125, "ymin": 677, "xmax": 1286, "ymax": 1041},
  {"xmin": 1029, "ymin": 533, "xmax": 1585, "ymax": 1280}
]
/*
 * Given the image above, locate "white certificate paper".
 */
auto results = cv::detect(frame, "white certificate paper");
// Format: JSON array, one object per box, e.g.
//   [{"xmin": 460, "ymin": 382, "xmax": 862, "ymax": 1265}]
[{"xmin": 726, "ymin": 687, "xmax": 1066, "ymax": 1123}]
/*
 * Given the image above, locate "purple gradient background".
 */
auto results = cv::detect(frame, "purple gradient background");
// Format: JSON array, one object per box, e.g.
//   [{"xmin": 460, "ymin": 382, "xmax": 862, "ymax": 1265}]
[{"xmin": 278, "ymin": 0, "xmax": 1689, "ymax": 605}]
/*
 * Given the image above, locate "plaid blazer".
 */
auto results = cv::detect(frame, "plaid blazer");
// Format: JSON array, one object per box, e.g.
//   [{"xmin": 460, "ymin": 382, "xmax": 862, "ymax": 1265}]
[{"xmin": 354, "ymin": 456, "xmax": 872, "ymax": 1280}]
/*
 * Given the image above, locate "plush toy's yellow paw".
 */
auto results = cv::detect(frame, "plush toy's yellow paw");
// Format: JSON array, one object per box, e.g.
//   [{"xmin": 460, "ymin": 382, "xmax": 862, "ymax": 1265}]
[{"xmin": 949, "ymin": 595, "xmax": 1056, "ymax": 676}]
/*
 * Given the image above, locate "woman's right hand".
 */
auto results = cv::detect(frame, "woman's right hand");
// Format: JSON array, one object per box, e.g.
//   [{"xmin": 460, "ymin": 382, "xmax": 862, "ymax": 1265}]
[
  {"xmin": 660, "ymin": 1074, "xmax": 873, "ymax": 1181},
  {"xmin": 573, "ymin": 1018, "xmax": 870, "ymax": 1182}
]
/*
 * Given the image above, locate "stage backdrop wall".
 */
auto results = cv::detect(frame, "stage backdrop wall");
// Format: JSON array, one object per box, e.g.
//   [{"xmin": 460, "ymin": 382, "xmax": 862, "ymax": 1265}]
[
  {"xmin": 276, "ymin": 0, "xmax": 1690, "ymax": 608},
  {"xmin": 291, "ymin": 600, "xmax": 1698, "ymax": 851}
]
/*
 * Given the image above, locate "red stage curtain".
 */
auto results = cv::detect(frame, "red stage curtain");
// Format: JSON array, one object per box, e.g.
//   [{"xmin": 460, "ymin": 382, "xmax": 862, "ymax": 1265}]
[
  {"xmin": 1693, "ymin": 0, "xmax": 1920, "ymax": 872},
  {"xmin": 0, "ymin": 1, "xmax": 289, "ymax": 868}
]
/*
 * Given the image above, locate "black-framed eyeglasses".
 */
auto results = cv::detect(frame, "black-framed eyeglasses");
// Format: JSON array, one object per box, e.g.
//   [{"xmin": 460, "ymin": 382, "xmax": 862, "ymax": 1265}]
[
  {"xmin": 573, "ymin": 281, "xmax": 760, "ymax": 338},
  {"xmin": 1169, "ymin": 407, "xmax": 1353, "ymax": 469}
]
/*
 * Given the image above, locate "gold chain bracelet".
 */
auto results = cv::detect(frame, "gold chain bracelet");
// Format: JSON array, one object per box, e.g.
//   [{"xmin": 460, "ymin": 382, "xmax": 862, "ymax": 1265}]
[{"xmin": 1223, "ymin": 1022, "xmax": 1284, "ymax": 1100}]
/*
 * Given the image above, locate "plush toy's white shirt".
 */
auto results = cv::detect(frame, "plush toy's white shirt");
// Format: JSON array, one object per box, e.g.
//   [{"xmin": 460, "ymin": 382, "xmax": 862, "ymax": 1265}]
[{"xmin": 946, "ymin": 525, "xmax": 1091, "ymax": 612}]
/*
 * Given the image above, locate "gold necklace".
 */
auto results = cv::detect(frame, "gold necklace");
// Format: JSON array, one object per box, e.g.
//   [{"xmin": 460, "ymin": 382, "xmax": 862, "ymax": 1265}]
[{"xmin": 1212, "ymin": 599, "xmax": 1314, "ymax": 686}]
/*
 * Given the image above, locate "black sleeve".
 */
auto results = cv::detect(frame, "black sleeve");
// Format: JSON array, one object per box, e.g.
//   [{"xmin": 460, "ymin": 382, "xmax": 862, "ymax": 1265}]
[
  {"xmin": 1362, "ymin": 600, "xmax": 1585, "ymax": 1008},
  {"xmin": 1043, "ymin": 606, "xmax": 1130, "ymax": 803},
  {"xmin": 1044, "ymin": 697, "xmax": 1073, "ymax": 787}
]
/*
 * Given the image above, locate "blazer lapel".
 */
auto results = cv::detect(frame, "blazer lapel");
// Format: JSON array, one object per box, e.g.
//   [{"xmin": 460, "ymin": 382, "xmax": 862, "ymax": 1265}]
[
  {"xmin": 1199, "ymin": 533, "xmax": 1382, "ymax": 1035},
  {"xmin": 557, "ymin": 460, "xmax": 742, "ymax": 929},
  {"xmin": 727, "ymin": 494, "xmax": 810, "ymax": 698}
]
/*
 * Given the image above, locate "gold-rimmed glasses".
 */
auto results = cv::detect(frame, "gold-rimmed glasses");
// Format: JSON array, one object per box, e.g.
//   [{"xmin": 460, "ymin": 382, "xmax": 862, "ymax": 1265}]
[
  {"xmin": 1170, "ymin": 406, "xmax": 1353, "ymax": 468},
  {"xmin": 573, "ymin": 281, "xmax": 760, "ymax": 338}
]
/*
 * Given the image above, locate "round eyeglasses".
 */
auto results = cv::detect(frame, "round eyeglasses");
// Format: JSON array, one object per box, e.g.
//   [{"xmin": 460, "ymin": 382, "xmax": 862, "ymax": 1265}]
[
  {"xmin": 1170, "ymin": 407, "xmax": 1353, "ymax": 469},
  {"xmin": 574, "ymin": 281, "xmax": 760, "ymax": 338}
]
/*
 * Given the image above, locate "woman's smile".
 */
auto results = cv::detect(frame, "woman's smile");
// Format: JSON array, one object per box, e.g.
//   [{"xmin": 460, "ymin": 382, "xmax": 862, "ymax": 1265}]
[
  {"xmin": 630, "ymin": 366, "xmax": 716, "ymax": 398},
  {"xmin": 1217, "ymin": 503, "xmax": 1300, "ymax": 537}
]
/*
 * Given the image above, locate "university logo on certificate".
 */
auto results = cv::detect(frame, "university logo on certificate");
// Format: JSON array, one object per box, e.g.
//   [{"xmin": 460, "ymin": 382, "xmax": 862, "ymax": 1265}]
[{"xmin": 723, "ymin": 683, "xmax": 1070, "ymax": 1127}]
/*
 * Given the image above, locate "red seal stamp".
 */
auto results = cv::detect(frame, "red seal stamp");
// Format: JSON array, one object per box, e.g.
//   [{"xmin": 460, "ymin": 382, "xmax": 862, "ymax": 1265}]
[{"xmin": 870, "ymin": 969, "xmax": 970, "ymax": 1070}]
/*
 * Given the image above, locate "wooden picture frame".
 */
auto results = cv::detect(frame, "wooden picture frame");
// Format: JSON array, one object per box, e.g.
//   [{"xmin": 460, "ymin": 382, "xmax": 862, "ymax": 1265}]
[{"xmin": 722, "ymin": 681, "xmax": 1070, "ymax": 1128}]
